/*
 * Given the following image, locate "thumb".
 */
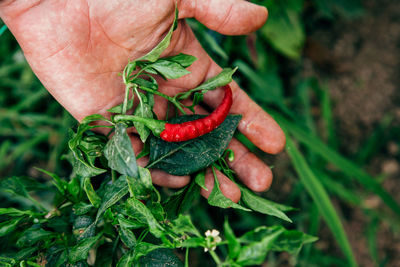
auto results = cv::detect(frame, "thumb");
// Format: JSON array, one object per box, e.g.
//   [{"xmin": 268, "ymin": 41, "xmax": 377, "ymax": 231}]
[{"xmin": 179, "ymin": 0, "xmax": 268, "ymax": 35}]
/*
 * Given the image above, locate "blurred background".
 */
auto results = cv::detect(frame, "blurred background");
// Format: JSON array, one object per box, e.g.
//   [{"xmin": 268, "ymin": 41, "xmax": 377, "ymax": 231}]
[{"xmin": 1, "ymin": 0, "xmax": 399, "ymax": 266}]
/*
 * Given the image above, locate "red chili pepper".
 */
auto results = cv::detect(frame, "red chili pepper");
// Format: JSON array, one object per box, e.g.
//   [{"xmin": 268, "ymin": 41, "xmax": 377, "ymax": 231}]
[
  {"xmin": 160, "ymin": 85, "xmax": 233, "ymax": 142},
  {"xmin": 113, "ymin": 85, "xmax": 233, "ymax": 142}
]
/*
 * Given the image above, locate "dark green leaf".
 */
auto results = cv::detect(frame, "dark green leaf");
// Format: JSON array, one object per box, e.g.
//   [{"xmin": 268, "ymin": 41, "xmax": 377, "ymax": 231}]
[
  {"xmin": 170, "ymin": 215, "xmax": 201, "ymax": 237},
  {"xmin": 69, "ymin": 234, "xmax": 101, "ymax": 263},
  {"xmin": 164, "ymin": 181, "xmax": 199, "ymax": 218},
  {"xmin": 116, "ymin": 251, "xmax": 135, "ymax": 267},
  {"xmin": 95, "ymin": 176, "xmax": 129, "ymax": 222},
  {"xmin": 125, "ymin": 198, "xmax": 164, "ymax": 238},
  {"xmin": 67, "ymin": 177, "xmax": 80, "ymax": 201},
  {"xmin": 236, "ymin": 226, "xmax": 284, "ymax": 265},
  {"xmin": 136, "ymin": 7, "xmax": 178, "ymax": 62},
  {"xmin": 134, "ymin": 242, "xmax": 164, "ymax": 261},
  {"xmin": 148, "ymin": 115, "xmax": 241, "ymax": 175},
  {"xmin": 135, "ymin": 77, "xmax": 158, "ymax": 91},
  {"xmin": 224, "ymin": 219, "xmax": 241, "ymax": 259},
  {"xmin": 117, "ymin": 215, "xmax": 147, "ymax": 229},
  {"xmin": 104, "ymin": 123, "xmax": 139, "ymax": 177},
  {"xmin": 139, "ymin": 248, "xmax": 183, "ymax": 267},
  {"xmin": 83, "ymin": 178, "xmax": 101, "ymax": 208},
  {"xmin": 16, "ymin": 247, "xmax": 38, "ymax": 261},
  {"xmin": 0, "ymin": 217, "xmax": 22, "ymax": 237},
  {"xmin": 179, "ymin": 237, "xmax": 205, "ymax": 248},
  {"xmin": 73, "ymin": 202, "xmax": 93, "ymax": 216},
  {"xmin": 17, "ymin": 227, "xmax": 54, "ymax": 247},
  {"xmin": 35, "ymin": 168, "xmax": 67, "ymax": 194},
  {"xmin": 271, "ymin": 229, "xmax": 317, "ymax": 255},
  {"xmin": 240, "ymin": 186, "xmax": 292, "ymax": 222},
  {"xmin": 73, "ymin": 215, "xmax": 95, "ymax": 241},
  {"xmin": 119, "ymin": 224, "xmax": 137, "ymax": 249}
]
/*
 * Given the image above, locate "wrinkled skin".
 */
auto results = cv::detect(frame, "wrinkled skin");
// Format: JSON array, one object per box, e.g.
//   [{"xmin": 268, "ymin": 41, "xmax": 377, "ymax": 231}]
[{"xmin": 0, "ymin": 0, "xmax": 286, "ymax": 202}]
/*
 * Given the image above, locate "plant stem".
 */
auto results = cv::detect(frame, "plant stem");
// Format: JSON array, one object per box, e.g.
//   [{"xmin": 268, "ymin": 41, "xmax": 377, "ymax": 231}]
[
  {"xmin": 209, "ymin": 250, "xmax": 222, "ymax": 266},
  {"xmin": 138, "ymin": 86, "xmax": 187, "ymax": 115}
]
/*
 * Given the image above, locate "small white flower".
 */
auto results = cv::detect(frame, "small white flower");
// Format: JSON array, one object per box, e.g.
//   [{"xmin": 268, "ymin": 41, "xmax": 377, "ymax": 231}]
[{"xmin": 204, "ymin": 229, "xmax": 222, "ymax": 252}]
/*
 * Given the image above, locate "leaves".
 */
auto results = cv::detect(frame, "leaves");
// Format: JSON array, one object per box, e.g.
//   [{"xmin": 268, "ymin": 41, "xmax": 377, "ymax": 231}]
[
  {"xmin": 133, "ymin": 93, "xmax": 153, "ymax": 142},
  {"xmin": 16, "ymin": 227, "xmax": 54, "ymax": 247},
  {"xmin": 69, "ymin": 234, "xmax": 101, "ymax": 263},
  {"xmin": 136, "ymin": 7, "xmax": 178, "ymax": 62},
  {"xmin": 0, "ymin": 217, "xmax": 22, "ymax": 237},
  {"xmin": 139, "ymin": 248, "xmax": 184, "ymax": 267},
  {"xmin": 240, "ymin": 186, "xmax": 293, "ymax": 222},
  {"xmin": 148, "ymin": 115, "xmax": 241, "ymax": 175},
  {"xmin": 104, "ymin": 123, "xmax": 139, "ymax": 177},
  {"xmin": 83, "ymin": 178, "xmax": 101, "ymax": 208}
]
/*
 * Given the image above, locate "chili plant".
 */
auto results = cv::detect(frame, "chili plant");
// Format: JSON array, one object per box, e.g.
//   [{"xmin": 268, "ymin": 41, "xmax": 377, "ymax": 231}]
[{"xmin": 0, "ymin": 8, "xmax": 316, "ymax": 267}]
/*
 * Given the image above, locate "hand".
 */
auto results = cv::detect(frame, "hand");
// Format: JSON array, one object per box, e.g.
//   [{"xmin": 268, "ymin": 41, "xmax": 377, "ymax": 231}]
[{"xmin": 0, "ymin": 0, "xmax": 285, "ymax": 202}]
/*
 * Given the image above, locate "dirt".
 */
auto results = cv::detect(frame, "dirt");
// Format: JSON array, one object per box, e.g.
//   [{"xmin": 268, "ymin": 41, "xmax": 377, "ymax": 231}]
[{"xmin": 270, "ymin": 0, "xmax": 400, "ymax": 266}]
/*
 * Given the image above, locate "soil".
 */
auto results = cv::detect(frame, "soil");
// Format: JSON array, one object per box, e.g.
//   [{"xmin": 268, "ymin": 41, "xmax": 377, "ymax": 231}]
[{"xmin": 270, "ymin": 0, "xmax": 400, "ymax": 266}]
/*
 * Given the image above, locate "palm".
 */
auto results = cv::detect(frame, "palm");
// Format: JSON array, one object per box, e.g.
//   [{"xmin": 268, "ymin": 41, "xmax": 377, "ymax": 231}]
[{"xmin": 1, "ymin": 0, "xmax": 285, "ymax": 201}]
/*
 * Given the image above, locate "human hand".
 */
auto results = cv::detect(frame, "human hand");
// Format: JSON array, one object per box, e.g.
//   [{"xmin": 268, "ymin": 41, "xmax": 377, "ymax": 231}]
[{"xmin": 0, "ymin": 0, "xmax": 285, "ymax": 202}]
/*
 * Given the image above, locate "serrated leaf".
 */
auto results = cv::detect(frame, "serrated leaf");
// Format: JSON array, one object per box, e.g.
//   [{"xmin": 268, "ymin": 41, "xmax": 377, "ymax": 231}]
[
  {"xmin": 240, "ymin": 186, "xmax": 292, "ymax": 222},
  {"xmin": 69, "ymin": 234, "xmax": 101, "ymax": 263},
  {"xmin": 104, "ymin": 123, "xmax": 139, "ymax": 177},
  {"xmin": 148, "ymin": 115, "xmax": 241, "ymax": 176},
  {"xmin": 136, "ymin": 7, "xmax": 178, "ymax": 62}
]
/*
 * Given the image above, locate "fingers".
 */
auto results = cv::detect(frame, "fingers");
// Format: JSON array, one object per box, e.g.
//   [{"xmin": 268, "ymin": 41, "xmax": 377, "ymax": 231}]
[
  {"xmin": 228, "ymin": 139, "xmax": 273, "ymax": 192},
  {"xmin": 179, "ymin": 0, "xmax": 268, "ymax": 35},
  {"xmin": 130, "ymin": 135, "xmax": 191, "ymax": 188},
  {"xmin": 200, "ymin": 168, "xmax": 241, "ymax": 203}
]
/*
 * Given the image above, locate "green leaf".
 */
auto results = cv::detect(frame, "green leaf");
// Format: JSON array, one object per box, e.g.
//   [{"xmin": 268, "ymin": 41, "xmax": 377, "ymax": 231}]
[
  {"xmin": 136, "ymin": 7, "xmax": 178, "ymax": 62},
  {"xmin": 116, "ymin": 251, "xmax": 135, "ymax": 267},
  {"xmin": 285, "ymin": 137, "xmax": 358, "ymax": 267},
  {"xmin": 164, "ymin": 53, "xmax": 197, "ymax": 68},
  {"xmin": 164, "ymin": 181, "xmax": 199, "ymax": 218},
  {"xmin": 170, "ymin": 215, "xmax": 201, "ymax": 237},
  {"xmin": 125, "ymin": 167, "xmax": 156, "ymax": 200},
  {"xmin": 73, "ymin": 202, "xmax": 93, "ymax": 216},
  {"xmin": 271, "ymin": 229, "xmax": 318, "ymax": 255},
  {"xmin": 104, "ymin": 123, "xmax": 139, "ymax": 177},
  {"xmin": 194, "ymin": 170, "xmax": 207, "ymax": 190},
  {"xmin": 16, "ymin": 227, "xmax": 54, "ymax": 247},
  {"xmin": 148, "ymin": 60, "xmax": 191, "ymax": 79},
  {"xmin": 67, "ymin": 177, "xmax": 80, "ymax": 201},
  {"xmin": 190, "ymin": 68, "xmax": 236, "ymax": 93},
  {"xmin": 134, "ymin": 93, "xmax": 153, "ymax": 142},
  {"xmin": 207, "ymin": 169, "xmax": 250, "ymax": 211},
  {"xmin": 69, "ymin": 234, "xmax": 101, "ymax": 263},
  {"xmin": 118, "ymin": 224, "xmax": 137, "ymax": 249},
  {"xmin": 107, "ymin": 99, "xmax": 134, "ymax": 113},
  {"xmin": 80, "ymin": 114, "xmax": 111, "ymax": 125},
  {"xmin": 95, "ymin": 176, "xmax": 129, "ymax": 222},
  {"xmin": 179, "ymin": 237, "xmax": 206, "ymax": 248},
  {"xmin": 125, "ymin": 198, "xmax": 164, "ymax": 238},
  {"xmin": 236, "ymin": 226, "xmax": 285, "ymax": 265},
  {"xmin": 139, "ymin": 248, "xmax": 184, "ymax": 267},
  {"xmin": 148, "ymin": 115, "xmax": 241, "ymax": 176},
  {"xmin": 134, "ymin": 242, "xmax": 164, "ymax": 261},
  {"xmin": 0, "ymin": 208, "xmax": 33, "ymax": 217},
  {"xmin": 224, "ymin": 219, "xmax": 241, "ymax": 260},
  {"xmin": 240, "ymin": 186, "xmax": 292, "ymax": 222},
  {"xmin": 0, "ymin": 217, "xmax": 22, "ymax": 237},
  {"xmin": 83, "ymin": 178, "xmax": 101, "ymax": 208},
  {"xmin": 117, "ymin": 214, "xmax": 147, "ymax": 229},
  {"xmin": 73, "ymin": 215, "xmax": 95, "ymax": 241},
  {"xmin": 35, "ymin": 167, "xmax": 67, "ymax": 194}
]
